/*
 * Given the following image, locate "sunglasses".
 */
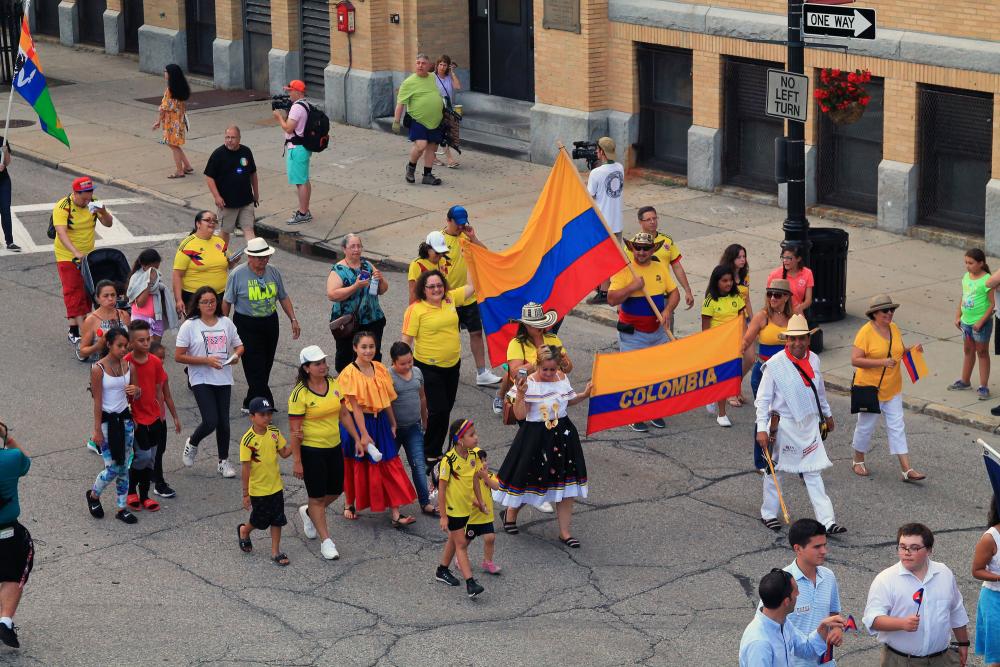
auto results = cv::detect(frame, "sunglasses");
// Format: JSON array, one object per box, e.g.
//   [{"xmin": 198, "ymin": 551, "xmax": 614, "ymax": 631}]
[
  {"xmin": 631, "ymin": 245, "xmax": 654, "ymax": 252},
  {"xmin": 766, "ymin": 291, "xmax": 788, "ymax": 299},
  {"xmin": 877, "ymin": 308, "xmax": 897, "ymax": 315}
]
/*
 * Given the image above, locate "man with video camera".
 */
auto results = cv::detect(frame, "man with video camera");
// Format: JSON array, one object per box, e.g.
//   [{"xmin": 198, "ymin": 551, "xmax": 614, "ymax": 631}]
[
  {"xmin": 586, "ymin": 137, "xmax": 625, "ymax": 305},
  {"xmin": 272, "ymin": 80, "xmax": 313, "ymax": 225}
]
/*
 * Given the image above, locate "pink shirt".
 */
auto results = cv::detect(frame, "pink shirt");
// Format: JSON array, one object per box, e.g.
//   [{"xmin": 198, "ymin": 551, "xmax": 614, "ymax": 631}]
[
  {"xmin": 284, "ymin": 102, "xmax": 308, "ymax": 148},
  {"xmin": 767, "ymin": 266, "xmax": 814, "ymax": 310}
]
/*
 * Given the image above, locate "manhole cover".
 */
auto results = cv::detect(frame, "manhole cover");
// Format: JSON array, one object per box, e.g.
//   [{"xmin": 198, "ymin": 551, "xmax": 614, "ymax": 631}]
[{"xmin": 5, "ymin": 119, "xmax": 34, "ymax": 129}]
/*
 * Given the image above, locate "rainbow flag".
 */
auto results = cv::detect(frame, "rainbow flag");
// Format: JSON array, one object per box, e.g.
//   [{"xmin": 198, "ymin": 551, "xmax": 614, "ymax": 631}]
[
  {"xmin": 902, "ymin": 347, "xmax": 928, "ymax": 383},
  {"xmin": 12, "ymin": 17, "xmax": 69, "ymax": 147},
  {"xmin": 587, "ymin": 318, "xmax": 743, "ymax": 434},
  {"xmin": 463, "ymin": 150, "xmax": 628, "ymax": 366}
]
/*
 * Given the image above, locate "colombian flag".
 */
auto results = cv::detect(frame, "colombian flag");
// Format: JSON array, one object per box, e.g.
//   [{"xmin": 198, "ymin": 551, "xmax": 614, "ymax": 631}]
[
  {"xmin": 587, "ymin": 318, "xmax": 743, "ymax": 434},
  {"xmin": 13, "ymin": 18, "xmax": 69, "ymax": 147},
  {"xmin": 902, "ymin": 347, "xmax": 928, "ymax": 383},
  {"xmin": 463, "ymin": 150, "xmax": 627, "ymax": 366}
]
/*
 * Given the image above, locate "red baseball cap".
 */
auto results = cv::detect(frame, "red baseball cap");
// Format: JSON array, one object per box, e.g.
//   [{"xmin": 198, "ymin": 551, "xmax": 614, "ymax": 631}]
[
  {"xmin": 283, "ymin": 80, "xmax": 306, "ymax": 93},
  {"xmin": 72, "ymin": 176, "xmax": 95, "ymax": 192}
]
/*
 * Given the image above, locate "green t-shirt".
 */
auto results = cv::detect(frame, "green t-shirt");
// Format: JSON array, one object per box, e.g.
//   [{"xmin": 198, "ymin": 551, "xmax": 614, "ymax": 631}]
[
  {"xmin": 397, "ymin": 73, "xmax": 443, "ymax": 129},
  {"xmin": 961, "ymin": 272, "xmax": 992, "ymax": 325}
]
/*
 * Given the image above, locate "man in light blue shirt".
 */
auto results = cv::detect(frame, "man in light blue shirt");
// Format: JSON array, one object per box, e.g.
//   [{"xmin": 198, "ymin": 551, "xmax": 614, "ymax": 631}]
[
  {"xmin": 784, "ymin": 518, "xmax": 844, "ymax": 666},
  {"xmin": 740, "ymin": 568, "xmax": 845, "ymax": 666}
]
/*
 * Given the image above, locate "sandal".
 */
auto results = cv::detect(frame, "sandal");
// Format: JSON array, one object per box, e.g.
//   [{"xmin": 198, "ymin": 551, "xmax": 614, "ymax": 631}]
[
  {"xmin": 502, "ymin": 509, "xmax": 519, "ymax": 535},
  {"xmin": 167, "ymin": 173, "xmax": 186, "ymax": 179},
  {"xmin": 902, "ymin": 468, "xmax": 926, "ymax": 482},
  {"xmin": 126, "ymin": 493, "xmax": 142, "ymax": 510},
  {"xmin": 141, "ymin": 498, "xmax": 161, "ymax": 512},
  {"xmin": 559, "ymin": 535, "xmax": 581, "ymax": 549},
  {"xmin": 183, "ymin": 167, "xmax": 194, "ymax": 174},
  {"xmin": 728, "ymin": 396, "xmax": 744, "ymax": 408},
  {"xmin": 827, "ymin": 523, "xmax": 847, "ymax": 535},
  {"xmin": 421, "ymin": 504, "xmax": 440, "ymax": 517},
  {"xmin": 343, "ymin": 505, "xmax": 358, "ymax": 520},
  {"xmin": 272, "ymin": 552, "xmax": 290, "ymax": 566},
  {"xmin": 446, "ymin": 162, "xmax": 460, "ymax": 169},
  {"xmin": 760, "ymin": 517, "xmax": 782, "ymax": 532},
  {"xmin": 391, "ymin": 514, "xmax": 416, "ymax": 528},
  {"xmin": 237, "ymin": 523, "xmax": 252, "ymax": 553},
  {"xmin": 851, "ymin": 460, "xmax": 869, "ymax": 477}
]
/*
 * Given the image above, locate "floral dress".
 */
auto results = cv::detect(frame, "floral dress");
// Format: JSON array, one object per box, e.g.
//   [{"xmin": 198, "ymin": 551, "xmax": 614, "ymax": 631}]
[{"xmin": 159, "ymin": 90, "xmax": 186, "ymax": 147}]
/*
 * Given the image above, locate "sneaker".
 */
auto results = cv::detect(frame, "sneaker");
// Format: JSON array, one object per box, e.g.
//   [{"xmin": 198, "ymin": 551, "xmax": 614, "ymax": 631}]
[
  {"xmin": 717, "ymin": 415, "xmax": 733, "ymax": 427},
  {"xmin": 5, "ymin": 243, "xmax": 20, "ymax": 252},
  {"xmin": 427, "ymin": 488, "xmax": 438, "ymax": 503},
  {"xmin": 86, "ymin": 438, "xmax": 100, "ymax": 455},
  {"xmin": 482, "ymin": 560, "xmax": 502, "ymax": 575},
  {"xmin": 421, "ymin": 172, "xmax": 442, "ymax": 186},
  {"xmin": 586, "ymin": 290, "xmax": 608, "ymax": 305},
  {"xmin": 705, "ymin": 403, "xmax": 718, "ymax": 415},
  {"xmin": 116, "ymin": 509, "xmax": 138, "ymax": 524},
  {"xmin": 435, "ymin": 566, "xmax": 460, "ymax": 587},
  {"xmin": 630, "ymin": 421, "xmax": 649, "ymax": 433},
  {"xmin": 153, "ymin": 481, "xmax": 176, "ymax": 498},
  {"xmin": 75, "ymin": 342, "xmax": 89, "ymax": 362},
  {"xmin": 649, "ymin": 417, "xmax": 666, "ymax": 429},
  {"xmin": 218, "ymin": 459, "xmax": 237, "ymax": 478},
  {"xmin": 537, "ymin": 501, "xmax": 554, "ymax": 513},
  {"xmin": 492, "ymin": 396, "xmax": 504, "ymax": 415},
  {"xmin": 67, "ymin": 331, "xmax": 81, "ymax": 346},
  {"xmin": 827, "ymin": 523, "xmax": 847, "ymax": 535},
  {"xmin": 286, "ymin": 210, "xmax": 313, "ymax": 225},
  {"xmin": 947, "ymin": 380, "xmax": 972, "ymax": 391},
  {"xmin": 476, "ymin": 370, "xmax": 502, "ymax": 386},
  {"xmin": 978, "ymin": 386, "xmax": 991, "ymax": 400},
  {"xmin": 299, "ymin": 505, "xmax": 317, "ymax": 539},
  {"xmin": 466, "ymin": 577, "xmax": 484, "ymax": 598},
  {"xmin": 0, "ymin": 622, "xmax": 19, "ymax": 647},
  {"xmin": 86, "ymin": 490, "xmax": 104, "ymax": 519},
  {"xmin": 992, "ymin": 404, "xmax": 1000, "ymax": 417},
  {"xmin": 181, "ymin": 438, "xmax": 197, "ymax": 467},
  {"xmin": 320, "ymin": 538, "xmax": 340, "ymax": 560},
  {"xmin": 405, "ymin": 163, "xmax": 416, "ymax": 184}
]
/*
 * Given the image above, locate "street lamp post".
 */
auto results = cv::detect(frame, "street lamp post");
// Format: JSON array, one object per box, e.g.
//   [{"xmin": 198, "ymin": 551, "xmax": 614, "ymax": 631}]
[{"xmin": 782, "ymin": 0, "xmax": 810, "ymax": 263}]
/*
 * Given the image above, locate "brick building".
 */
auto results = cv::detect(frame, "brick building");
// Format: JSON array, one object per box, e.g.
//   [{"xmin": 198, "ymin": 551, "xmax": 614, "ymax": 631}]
[{"xmin": 36, "ymin": 0, "xmax": 999, "ymax": 249}]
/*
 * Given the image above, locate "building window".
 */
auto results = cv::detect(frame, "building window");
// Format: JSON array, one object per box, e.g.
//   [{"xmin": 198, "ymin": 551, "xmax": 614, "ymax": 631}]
[
  {"xmin": 817, "ymin": 78, "xmax": 884, "ymax": 214},
  {"xmin": 724, "ymin": 57, "xmax": 784, "ymax": 193},
  {"xmin": 496, "ymin": 0, "xmax": 521, "ymax": 24},
  {"xmin": 918, "ymin": 85, "xmax": 993, "ymax": 234},
  {"xmin": 636, "ymin": 46, "xmax": 692, "ymax": 174}
]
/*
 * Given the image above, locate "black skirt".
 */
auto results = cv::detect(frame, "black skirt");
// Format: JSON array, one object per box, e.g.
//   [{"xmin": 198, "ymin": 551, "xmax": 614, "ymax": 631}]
[{"xmin": 493, "ymin": 418, "xmax": 588, "ymax": 508}]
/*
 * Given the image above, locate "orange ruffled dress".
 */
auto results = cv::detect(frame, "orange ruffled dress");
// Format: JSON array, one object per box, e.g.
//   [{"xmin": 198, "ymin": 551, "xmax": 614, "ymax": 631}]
[{"xmin": 338, "ymin": 362, "xmax": 417, "ymax": 512}]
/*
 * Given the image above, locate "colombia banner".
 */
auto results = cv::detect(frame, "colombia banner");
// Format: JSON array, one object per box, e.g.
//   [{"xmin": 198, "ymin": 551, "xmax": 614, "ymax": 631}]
[
  {"xmin": 587, "ymin": 318, "xmax": 743, "ymax": 435},
  {"xmin": 463, "ymin": 149, "xmax": 627, "ymax": 367}
]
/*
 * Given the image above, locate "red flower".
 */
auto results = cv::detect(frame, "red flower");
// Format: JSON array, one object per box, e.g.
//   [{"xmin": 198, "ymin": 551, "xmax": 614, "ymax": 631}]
[
  {"xmin": 847, "ymin": 72, "xmax": 858, "ymax": 84},
  {"xmin": 820, "ymin": 105, "xmax": 830, "ymax": 112},
  {"xmin": 820, "ymin": 69, "xmax": 829, "ymax": 84},
  {"xmin": 859, "ymin": 96, "xmax": 871, "ymax": 106},
  {"xmin": 831, "ymin": 68, "xmax": 841, "ymax": 77}
]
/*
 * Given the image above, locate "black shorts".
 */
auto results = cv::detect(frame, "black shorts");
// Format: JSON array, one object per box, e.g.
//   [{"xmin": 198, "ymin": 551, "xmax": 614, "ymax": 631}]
[
  {"xmin": 447, "ymin": 515, "xmax": 470, "ymax": 532},
  {"xmin": 464, "ymin": 521, "xmax": 495, "ymax": 541},
  {"xmin": 134, "ymin": 419, "xmax": 167, "ymax": 451},
  {"xmin": 300, "ymin": 445, "xmax": 344, "ymax": 499},
  {"xmin": 249, "ymin": 490, "xmax": 287, "ymax": 530},
  {"xmin": 0, "ymin": 523, "xmax": 33, "ymax": 586},
  {"xmin": 456, "ymin": 302, "xmax": 482, "ymax": 333}
]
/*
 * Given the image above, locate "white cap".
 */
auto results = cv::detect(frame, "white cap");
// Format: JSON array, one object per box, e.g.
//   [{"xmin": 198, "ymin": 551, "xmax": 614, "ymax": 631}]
[
  {"xmin": 299, "ymin": 345, "xmax": 328, "ymax": 365},
  {"xmin": 425, "ymin": 230, "xmax": 450, "ymax": 254}
]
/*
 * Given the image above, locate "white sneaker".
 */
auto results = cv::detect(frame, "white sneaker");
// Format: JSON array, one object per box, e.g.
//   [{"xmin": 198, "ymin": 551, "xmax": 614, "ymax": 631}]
[
  {"xmin": 299, "ymin": 505, "xmax": 317, "ymax": 539},
  {"xmin": 321, "ymin": 538, "xmax": 340, "ymax": 560},
  {"xmin": 705, "ymin": 403, "xmax": 718, "ymax": 415},
  {"xmin": 181, "ymin": 438, "xmax": 197, "ymax": 467},
  {"xmin": 537, "ymin": 501, "xmax": 555, "ymax": 513},
  {"xmin": 476, "ymin": 370, "xmax": 502, "ymax": 386},
  {"xmin": 218, "ymin": 459, "xmax": 237, "ymax": 478},
  {"xmin": 717, "ymin": 415, "xmax": 733, "ymax": 428}
]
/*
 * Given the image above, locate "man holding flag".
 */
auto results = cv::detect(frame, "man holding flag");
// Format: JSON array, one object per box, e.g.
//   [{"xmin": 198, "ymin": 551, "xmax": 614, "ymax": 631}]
[{"xmin": 862, "ymin": 523, "xmax": 970, "ymax": 666}]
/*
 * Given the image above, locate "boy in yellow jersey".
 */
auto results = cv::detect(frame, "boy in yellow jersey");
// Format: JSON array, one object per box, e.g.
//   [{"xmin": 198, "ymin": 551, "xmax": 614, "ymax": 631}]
[
  {"xmin": 237, "ymin": 398, "xmax": 292, "ymax": 565},
  {"xmin": 468, "ymin": 448, "xmax": 501, "ymax": 575},
  {"xmin": 435, "ymin": 418, "xmax": 486, "ymax": 598}
]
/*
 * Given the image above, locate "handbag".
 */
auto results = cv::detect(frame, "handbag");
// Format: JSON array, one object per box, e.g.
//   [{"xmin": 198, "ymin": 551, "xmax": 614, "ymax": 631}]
[
  {"xmin": 327, "ymin": 263, "xmax": 368, "ymax": 339},
  {"xmin": 791, "ymin": 359, "xmax": 829, "ymax": 441},
  {"xmin": 850, "ymin": 327, "xmax": 891, "ymax": 414}
]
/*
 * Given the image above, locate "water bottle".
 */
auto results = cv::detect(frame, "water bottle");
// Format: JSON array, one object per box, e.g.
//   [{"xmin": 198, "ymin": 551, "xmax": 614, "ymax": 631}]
[{"xmin": 368, "ymin": 276, "xmax": 379, "ymax": 296}]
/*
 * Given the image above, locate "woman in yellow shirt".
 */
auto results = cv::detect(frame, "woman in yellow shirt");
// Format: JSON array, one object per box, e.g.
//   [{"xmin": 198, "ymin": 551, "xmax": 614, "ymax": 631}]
[
  {"xmin": 701, "ymin": 265, "xmax": 746, "ymax": 426},
  {"xmin": 407, "ymin": 231, "xmax": 451, "ymax": 304},
  {"xmin": 172, "ymin": 211, "xmax": 236, "ymax": 316},
  {"xmin": 401, "ymin": 269, "xmax": 476, "ymax": 473},
  {"xmin": 493, "ymin": 302, "xmax": 572, "ymax": 416},
  {"xmin": 849, "ymin": 295, "xmax": 926, "ymax": 482}
]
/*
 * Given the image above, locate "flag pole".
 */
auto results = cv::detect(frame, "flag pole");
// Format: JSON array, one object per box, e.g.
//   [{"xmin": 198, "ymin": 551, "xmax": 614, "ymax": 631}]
[
  {"xmin": 555, "ymin": 142, "xmax": 671, "ymax": 333},
  {"xmin": 0, "ymin": 0, "xmax": 26, "ymax": 161}
]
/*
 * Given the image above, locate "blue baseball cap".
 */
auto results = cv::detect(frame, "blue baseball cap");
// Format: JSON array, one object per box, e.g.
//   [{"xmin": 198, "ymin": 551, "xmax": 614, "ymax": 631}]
[
  {"xmin": 248, "ymin": 397, "xmax": 276, "ymax": 414},
  {"xmin": 447, "ymin": 205, "xmax": 469, "ymax": 225}
]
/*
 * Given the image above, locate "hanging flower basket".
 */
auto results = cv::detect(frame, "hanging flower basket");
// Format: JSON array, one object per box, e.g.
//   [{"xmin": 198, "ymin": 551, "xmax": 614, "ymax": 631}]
[{"xmin": 814, "ymin": 68, "xmax": 872, "ymax": 125}]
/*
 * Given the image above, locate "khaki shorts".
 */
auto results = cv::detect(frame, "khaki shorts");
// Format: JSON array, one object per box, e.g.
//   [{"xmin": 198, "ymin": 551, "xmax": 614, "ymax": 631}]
[{"xmin": 218, "ymin": 204, "xmax": 255, "ymax": 234}]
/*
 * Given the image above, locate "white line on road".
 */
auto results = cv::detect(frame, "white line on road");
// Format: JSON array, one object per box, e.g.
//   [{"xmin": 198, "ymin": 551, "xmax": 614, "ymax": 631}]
[{"xmin": 10, "ymin": 197, "xmax": 146, "ymax": 213}]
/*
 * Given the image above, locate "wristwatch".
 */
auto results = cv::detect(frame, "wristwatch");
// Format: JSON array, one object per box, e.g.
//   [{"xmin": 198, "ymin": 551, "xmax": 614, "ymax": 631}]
[{"xmin": 952, "ymin": 641, "xmax": 971, "ymax": 647}]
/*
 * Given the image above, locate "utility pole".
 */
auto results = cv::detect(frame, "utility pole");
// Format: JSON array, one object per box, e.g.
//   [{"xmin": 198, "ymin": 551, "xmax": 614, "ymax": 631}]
[{"xmin": 782, "ymin": 0, "xmax": 809, "ymax": 263}]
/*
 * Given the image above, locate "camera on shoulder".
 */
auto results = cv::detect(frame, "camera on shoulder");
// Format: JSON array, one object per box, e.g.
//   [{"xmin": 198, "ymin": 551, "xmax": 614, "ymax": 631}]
[{"xmin": 571, "ymin": 140, "xmax": 600, "ymax": 170}]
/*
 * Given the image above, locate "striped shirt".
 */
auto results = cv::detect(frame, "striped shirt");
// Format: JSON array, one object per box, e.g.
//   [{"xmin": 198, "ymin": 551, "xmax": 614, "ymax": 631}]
[{"xmin": 785, "ymin": 561, "xmax": 841, "ymax": 667}]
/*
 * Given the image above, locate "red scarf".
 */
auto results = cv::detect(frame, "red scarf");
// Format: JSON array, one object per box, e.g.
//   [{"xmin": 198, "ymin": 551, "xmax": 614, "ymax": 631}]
[{"xmin": 787, "ymin": 348, "xmax": 814, "ymax": 387}]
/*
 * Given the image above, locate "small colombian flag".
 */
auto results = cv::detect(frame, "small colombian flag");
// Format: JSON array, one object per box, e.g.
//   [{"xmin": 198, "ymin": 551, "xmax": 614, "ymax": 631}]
[{"xmin": 902, "ymin": 348, "xmax": 928, "ymax": 383}]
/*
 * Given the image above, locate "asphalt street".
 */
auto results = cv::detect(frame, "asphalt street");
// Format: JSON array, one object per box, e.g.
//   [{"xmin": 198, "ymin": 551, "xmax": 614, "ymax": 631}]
[{"xmin": 0, "ymin": 159, "xmax": 995, "ymax": 665}]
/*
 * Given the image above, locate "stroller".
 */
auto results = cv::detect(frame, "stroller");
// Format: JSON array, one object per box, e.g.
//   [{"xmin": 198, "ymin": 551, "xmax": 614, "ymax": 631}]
[{"xmin": 80, "ymin": 247, "xmax": 131, "ymax": 311}]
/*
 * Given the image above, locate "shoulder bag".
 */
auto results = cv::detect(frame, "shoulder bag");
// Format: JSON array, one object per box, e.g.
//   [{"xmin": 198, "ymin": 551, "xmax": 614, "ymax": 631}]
[
  {"xmin": 328, "ymin": 262, "xmax": 368, "ymax": 340},
  {"xmin": 850, "ymin": 327, "xmax": 891, "ymax": 414},
  {"xmin": 791, "ymin": 359, "xmax": 829, "ymax": 441}
]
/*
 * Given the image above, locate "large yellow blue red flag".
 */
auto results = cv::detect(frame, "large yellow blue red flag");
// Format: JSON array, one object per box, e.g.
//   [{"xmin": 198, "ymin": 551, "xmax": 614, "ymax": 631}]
[
  {"xmin": 587, "ymin": 318, "xmax": 743, "ymax": 434},
  {"xmin": 13, "ymin": 17, "xmax": 69, "ymax": 147},
  {"xmin": 463, "ymin": 149, "xmax": 627, "ymax": 366}
]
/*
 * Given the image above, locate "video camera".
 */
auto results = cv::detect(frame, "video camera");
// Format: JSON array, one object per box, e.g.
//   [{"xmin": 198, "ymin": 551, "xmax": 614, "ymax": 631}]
[
  {"xmin": 271, "ymin": 94, "xmax": 293, "ymax": 112},
  {"xmin": 571, "ymin": 140, "xmax": 600, "ymax": 170}
]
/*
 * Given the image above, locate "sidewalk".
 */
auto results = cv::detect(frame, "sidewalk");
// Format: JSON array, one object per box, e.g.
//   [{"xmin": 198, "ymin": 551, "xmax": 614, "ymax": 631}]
[{"xmin": 11, "ymin": 42, "xmax": 1000, "ymax": 433}]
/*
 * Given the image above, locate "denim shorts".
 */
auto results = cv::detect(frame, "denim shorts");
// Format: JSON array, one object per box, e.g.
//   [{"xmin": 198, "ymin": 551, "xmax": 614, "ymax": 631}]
[{"xmin": 961, "ymin": 319, "xmax": 993, "ymax": 344}]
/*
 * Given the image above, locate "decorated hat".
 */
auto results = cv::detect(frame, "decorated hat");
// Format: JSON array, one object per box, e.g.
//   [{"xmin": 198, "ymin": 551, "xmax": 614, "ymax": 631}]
[
  {"xmin": 624, "ymin": 231, "xmax": 664, "ymax": 254},
  {"xmin": 514, "ymin": 302, "xmax": 558, "ymax": 329},
  {"xmin": 778, "ymin": 314, "xmax": 819, "ymax": 339},
  {"xmin": 865, "ymin": 293, "xmax": 900, "ymax": 316}
]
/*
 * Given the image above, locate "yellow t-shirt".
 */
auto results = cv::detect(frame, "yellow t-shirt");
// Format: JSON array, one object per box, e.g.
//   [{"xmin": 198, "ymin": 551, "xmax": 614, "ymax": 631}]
[
  {"xmin": 506, "ymin": 333, "xmax": 564, "ymax": 365},
  {"xmin": 52, "ymin": 196, "xmax": 101, "ymax": 263},
  {"xmin": 238, "ymin": 425, "xmax": 287, "ymax": 497},
  {"xmin": 737, "ymin": 272, "xmax": 750, "ymax": 307},
  {"xmin": 853, "ymin": 321, "xmax": 903, "ymax": 401},
  {"xmin": 407, "ymin": 257, "xmax": 450, "ymax": 283},
  {"xmin": 440, "ymin": 446, "xmax": 479, "ymax": 519},
  {"xmin": 441, "ymin": 229, "xmax": 469, "ymax": 289},
  {"xmin": 288, "ymin": 377, "xmax": 345, "ymax": 449},
  {"xmin": 701, "ymin": 294, "xmax": 746, "ymax": 328},
  {"xmin": 401, "ymin": 286, "xmax": 469, "ymax": 368},
  {"xmin": 467, "ymin": 447, "xmax": 494, "ymax": 525},
  {"xmin": 609, "ymin": 259, "xmax": 676, "ymax": 333},
  {"xmin": 173, "ymin": 234, "xmax": 230, "ymax": 293}
]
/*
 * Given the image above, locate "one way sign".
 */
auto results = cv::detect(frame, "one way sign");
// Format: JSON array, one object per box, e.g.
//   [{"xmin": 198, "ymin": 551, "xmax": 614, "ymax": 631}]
[{"xmin": 803, "ymin": 4, "xmax": 876, "ymax": 40}]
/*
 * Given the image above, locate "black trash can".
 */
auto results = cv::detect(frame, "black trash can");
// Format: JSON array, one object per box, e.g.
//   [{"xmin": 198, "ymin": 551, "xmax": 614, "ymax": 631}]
[{"xmin": 807, "ymin": 227, "xmax": 849, "ymax": 324}]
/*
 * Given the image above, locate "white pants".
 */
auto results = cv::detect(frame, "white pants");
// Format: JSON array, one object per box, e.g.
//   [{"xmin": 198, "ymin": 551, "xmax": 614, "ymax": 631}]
[
  {"xmin": 761, "ymin": 471, "xmax": 836, "ymax": 528},
  {"xmin": 851, "ymin": 393, "xmax": 908, "ymax": 455}
]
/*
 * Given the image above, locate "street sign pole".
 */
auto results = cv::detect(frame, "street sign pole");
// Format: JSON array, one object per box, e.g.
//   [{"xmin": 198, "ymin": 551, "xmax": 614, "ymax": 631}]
[{"xmin": 783, "ymin": 0, "xmax": 810, "ymax": 263}]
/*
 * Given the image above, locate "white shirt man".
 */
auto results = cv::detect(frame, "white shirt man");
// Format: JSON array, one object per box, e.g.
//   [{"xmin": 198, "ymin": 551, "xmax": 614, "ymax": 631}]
[{"xmin": 587, "ymin": 136, "xmax": 625, "ymax": 304}]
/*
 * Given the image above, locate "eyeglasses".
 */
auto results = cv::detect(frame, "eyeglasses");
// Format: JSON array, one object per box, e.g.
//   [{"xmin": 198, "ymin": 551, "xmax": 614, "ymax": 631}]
[
  {"xmin": 766, "ymin": 291, "xmax": 788, "ymax": 299},
  {"xmin": 200, "ymin": 219, "xmax": 219, "ymax": 225},
  {"xmin": 897, "ymin": 544, "xmax": 926, "ymax": 554},
  {"xmin": 780, "ymin": 255, "xmax": 796, "ymax": 261},
  {"xmin": 199, "ymin": 299, "xmax": 217, "ymax": 305}
]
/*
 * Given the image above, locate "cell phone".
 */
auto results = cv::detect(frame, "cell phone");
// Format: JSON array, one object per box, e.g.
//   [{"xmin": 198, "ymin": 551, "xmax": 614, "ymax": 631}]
[{"xmin": 517, "ymin": 368, "xmax": 528, "ymax": 378}]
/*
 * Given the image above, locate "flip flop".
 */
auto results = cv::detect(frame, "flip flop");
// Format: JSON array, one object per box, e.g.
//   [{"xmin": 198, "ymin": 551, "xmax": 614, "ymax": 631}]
[
  {"xmin": 167, "ymin": 173, "xmax": 185, "ymax": 179},
  {"xmin": 559, "ymin": 535, "xmax": 581, "ymax": 548},
  {"xmin": 421, "ymin": 504, "xmax": 440, "ymax": 517},
  {"xmin": 502, "ymin": 509, "xmax": 519, "ymax": 535},
  {"xmin": 446, "ymin": 162, "xmax": 460, "ymax": 169},
  {"xmin": 391, "ymin": 514, "xmax": 416, "ymax": 528},
  {"xmin": 142, "ymin": 498, "xmax": 161, "ymax": 512},
  {"xmin": 183, "ymin": 168, "xmax": 194, "ymax": 174},
  {"xmin": 126, "ymin": 493, "xmax": 142, "ymax": 510},
  {"xmin": 343, "ymin": 505, "xmax": 358, "ymax": 520},
  {"xmin": 272, "ymin": 552, "xmax": 290, "ymax": 566},
  {"xmin": 237, "ymin": 523, "xmax": 253, "ymax": 553},
  {"xmin": 851, "ymin": 460, "xmax": 869, "ymax": 477}
]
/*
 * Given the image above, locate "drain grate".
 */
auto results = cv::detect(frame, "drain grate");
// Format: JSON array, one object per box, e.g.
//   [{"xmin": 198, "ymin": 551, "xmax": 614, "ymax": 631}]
[{"xmin": 3, "ymin": 119, "xmax": 34, "ymax": 128}]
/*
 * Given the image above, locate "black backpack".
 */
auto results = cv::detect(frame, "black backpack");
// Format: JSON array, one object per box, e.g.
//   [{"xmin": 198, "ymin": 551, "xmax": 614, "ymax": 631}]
[
  {"xmin": 47, "ymin": 194, "xmax": 72, "ymax": 239},
  {"xmin": 290, "ymin": 100, "xmax": 330, "ymax": 153}
]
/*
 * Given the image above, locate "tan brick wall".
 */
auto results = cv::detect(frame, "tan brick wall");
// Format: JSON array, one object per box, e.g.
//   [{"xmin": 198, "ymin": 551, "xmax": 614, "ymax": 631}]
[
  {"xmin": 670, "ymin": 0, "xmax": 998, "ymax": 43},
  {"xmin": 215, "ymin": 0, "xmax": 242, "ymax": 41},
  {"xmin": 143, "ymin": 0, "xmax": 183, "ymax": 30},
  {"xmin": 416, "ymin": 1, "xmax": 469, "ymax": 69},
  {"xmin": 533, "ymin": 0, "xmax": 610, "ymax": 110},
  {"xmin": 270, "ymin": 0, "xmax": 300, "ymax": 51},
  {"xmin": 691, "ymin": 50, "xmax": 722, "ymax": 128},
  {"xmin": 106, "ymin": 0, "xmax": 121, "ymax": 13},
  {"xmin": 882, "ymin": 80, "xmax": 918, "ymax": 163}
]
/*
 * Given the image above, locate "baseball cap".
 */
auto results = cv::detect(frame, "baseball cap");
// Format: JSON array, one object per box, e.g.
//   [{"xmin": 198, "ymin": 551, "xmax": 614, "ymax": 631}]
[
  {"xmin": 425, "ymin": 230, "xmax": 450, "ymax": 254},
  {"xmin": 283, "ymin": 80, "xmax": 306, "ymax": 93},
  {"xmin": 248, "ymin": 397, "xmax": 276, "ymax": 414},
  {"xmin": 447, "ymin": 205, "xmax": 469, "ymax": 226},
  {"xmin": 72, "ymin": 176, "xmax": 95, "ymax": 192},
  {"xmin": 597, "ymin": 137, "xmax": 617, "ymax": 161},
  {"xmin": 299, "ymin": 345, "xmax": 328, "ymax": 365}
]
